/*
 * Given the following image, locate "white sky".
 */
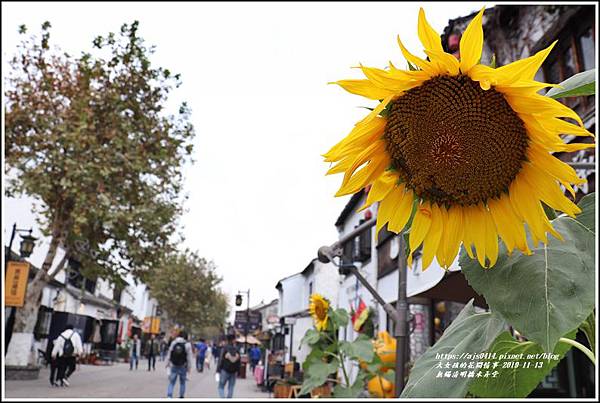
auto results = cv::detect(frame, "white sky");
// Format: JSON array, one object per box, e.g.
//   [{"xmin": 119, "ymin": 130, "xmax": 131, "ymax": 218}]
[{"xmin": 2, "ymin": 1, "xmax": 488, "ymax": 321}]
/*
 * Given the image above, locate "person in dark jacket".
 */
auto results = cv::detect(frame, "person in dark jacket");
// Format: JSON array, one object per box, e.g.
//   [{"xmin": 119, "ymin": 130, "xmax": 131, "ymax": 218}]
[
  {"xmin": 146, "ymin": 333, "xmax": 160, "ymax": 371},
  {"xmin": 217, "ymin": 334, "xmax": 241, "ymax": 398}
]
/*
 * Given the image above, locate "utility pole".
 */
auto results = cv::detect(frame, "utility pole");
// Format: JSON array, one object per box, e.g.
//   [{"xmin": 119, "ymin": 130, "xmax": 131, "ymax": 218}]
[{"xmin": 318, "ymin": 217, "xmax": 408, "ymax": 396}]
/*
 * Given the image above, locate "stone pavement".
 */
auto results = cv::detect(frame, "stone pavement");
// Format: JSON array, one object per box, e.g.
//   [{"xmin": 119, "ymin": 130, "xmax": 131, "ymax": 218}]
[{"xmin": 4, "ymin": 360, "xmax": 270, "ymax": 399}]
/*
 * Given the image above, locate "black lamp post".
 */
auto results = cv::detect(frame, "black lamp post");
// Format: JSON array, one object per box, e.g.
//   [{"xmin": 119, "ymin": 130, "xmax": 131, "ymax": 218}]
[
  {"xmin": 5, "ymin": 223, "xmax": 37, "ymax": 352},
  {"xmin": 6, "ymin": 223, "xmax": 38, "ymax": 264},
  {"xmin": 235, "ymin": 289, "xmax": 250, "ymax": 357}
]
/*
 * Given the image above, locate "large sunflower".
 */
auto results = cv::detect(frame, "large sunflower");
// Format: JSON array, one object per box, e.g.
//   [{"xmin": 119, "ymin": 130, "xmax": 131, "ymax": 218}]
[
  {"xmin": 324, "ymin": 8, "xmax": 595, "ymax": 270},
  {"xmin": 309, "ymin": 293, "xmax": 330, "ymax": 331}
]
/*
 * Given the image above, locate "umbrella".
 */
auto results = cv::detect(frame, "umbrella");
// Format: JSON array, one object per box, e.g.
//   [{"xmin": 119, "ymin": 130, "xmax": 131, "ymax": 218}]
[{"xmin": 236, "ymin": 334, "xmax": 261, "ymax": 345}]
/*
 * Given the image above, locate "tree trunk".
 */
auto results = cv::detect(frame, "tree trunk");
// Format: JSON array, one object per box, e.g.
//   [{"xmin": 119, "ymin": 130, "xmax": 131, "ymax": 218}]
[{"xmin": 5, "ymin": 220, "xmax": 63, "ymax": 367}]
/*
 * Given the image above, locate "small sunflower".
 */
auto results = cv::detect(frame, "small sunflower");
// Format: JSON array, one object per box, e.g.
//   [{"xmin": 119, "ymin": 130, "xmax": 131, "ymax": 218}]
[
  {"xmin": 324, "ymin": 7, "xmax": 595, "ymax": 270},
  {"xmin": 309, "ymin": 293, "xmax": 330, "ymax": 331}
]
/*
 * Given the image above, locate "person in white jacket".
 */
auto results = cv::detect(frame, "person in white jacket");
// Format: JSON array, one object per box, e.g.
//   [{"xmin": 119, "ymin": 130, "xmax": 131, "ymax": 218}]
[{"xmin": 51, "ymin": 324, "xmax": 83, "ymax": 387}]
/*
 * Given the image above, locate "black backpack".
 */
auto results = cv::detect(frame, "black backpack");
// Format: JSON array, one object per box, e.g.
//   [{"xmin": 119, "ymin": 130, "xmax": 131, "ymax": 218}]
[
  {"xmin": 62, "ymin": 334, "xmax": 74, "ymax": 357},
  {"xmin": 170, "ymin": 342, "xmax": 187, "ymax": 366},
  {"xmin": 221, "ymin": 345, "xmax": 241, "ymax": 373}
]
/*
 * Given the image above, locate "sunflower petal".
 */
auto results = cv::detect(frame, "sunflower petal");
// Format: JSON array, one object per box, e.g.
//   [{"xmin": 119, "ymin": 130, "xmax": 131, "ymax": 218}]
[
  {"xmin": 459, "ymin": 7, "xmax": 485, "ymax": 74},
  {"xmin": 397, "ymin": 35, "xmax": 437, "ymax": 75},
  {"xmin": 359, "ymin": 171, "xmax": 398, "ymax": 212},
  {"xmin": 417, "ymin": 8, "xmax": 444, "ymax": 52},
  {"xmin": 333, "ymin": 79, "xmax": 395, "ymax": 100},
  {"xmin": 387, "ymin": 188, "xmax": 414, "ymax": 233},
  {"xmin": 407, "ymin": 202, "xmax": 433, "ymax": 266},
  {"xmin": 421, "ymin": 203, "xmax": 443, "ymax": 270}
]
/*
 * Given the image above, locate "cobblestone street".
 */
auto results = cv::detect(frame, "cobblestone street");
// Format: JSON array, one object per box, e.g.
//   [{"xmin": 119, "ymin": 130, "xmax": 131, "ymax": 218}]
[{"xmin": 5, "ymin": 361, "xmax": 269, "ymax": 399}]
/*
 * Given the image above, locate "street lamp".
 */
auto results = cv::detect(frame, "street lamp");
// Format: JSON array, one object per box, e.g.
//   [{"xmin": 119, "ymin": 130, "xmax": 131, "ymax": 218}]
[
  {"xmin": 236, "ymin": 289, "xmax": 250, "ymax": 357},
  {"xmin": 5, "ymin": 223, "xmax": 37, "ymax": 351},
  {"xmin": 6, "ymin": 223, "xmax": 38, "ymax": 262}
]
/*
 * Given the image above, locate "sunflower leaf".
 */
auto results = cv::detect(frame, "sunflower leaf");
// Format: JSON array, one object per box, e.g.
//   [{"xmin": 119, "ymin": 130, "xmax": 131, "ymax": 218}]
[
  {"xmin": 489, "ymin": 53, "xmax": 496, "ymax": 69},
  {"xmin": 401, "ymin": 300, "xmax": 506, "ymax": 398},
  {"xmin": 330, "ymin": 308, "xmax": 349, "ymax": 328},
  {"xmin": 301, "ymin": 329, "xmax": 321, "ymax": 347},
  {"xmin": 468, "ymin": 329, "xmax": 576, "ymax": 398},
  {"xmin": 407, "ymin": 60, "xmax": 417, "ymax": 71},
  {"xmin": 545, "ymin": 69, "xmax": 595, "ymax": 98},
  {"xmin": 459, "ymin": 193, "xmax": 595, "ymax": 353},
  {"xmin": 300, "ymin": 358, "xmax": 339, "ymax": 396}
]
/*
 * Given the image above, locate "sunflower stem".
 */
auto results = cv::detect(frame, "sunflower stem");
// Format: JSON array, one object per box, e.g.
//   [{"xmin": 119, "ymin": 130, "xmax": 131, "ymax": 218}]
[{"xmin": 559, "ymin": 337, "xmax": 596, "ymax": 365}]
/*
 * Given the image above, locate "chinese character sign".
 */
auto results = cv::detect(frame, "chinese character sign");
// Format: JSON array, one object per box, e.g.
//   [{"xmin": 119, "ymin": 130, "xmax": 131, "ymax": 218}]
[{"xmin": 5, "ymin": 261, "xmax": 30, "ymax": 307}]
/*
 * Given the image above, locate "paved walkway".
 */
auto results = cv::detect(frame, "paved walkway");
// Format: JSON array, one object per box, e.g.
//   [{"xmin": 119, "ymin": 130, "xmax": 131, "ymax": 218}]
[{"xmin": 5, "ymin": 361, "xmax": 269, "ymax": 399}]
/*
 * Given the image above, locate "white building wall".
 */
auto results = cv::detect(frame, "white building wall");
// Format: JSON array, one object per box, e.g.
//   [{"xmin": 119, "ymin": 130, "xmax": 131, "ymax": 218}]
[{"xmin": 278, "ymin": 274, "xmax": 306, "ymax": 317}]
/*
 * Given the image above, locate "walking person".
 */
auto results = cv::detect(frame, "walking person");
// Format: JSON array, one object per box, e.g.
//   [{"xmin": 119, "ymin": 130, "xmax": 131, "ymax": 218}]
[
  {"xmin": 51, "ymin": 324, "xmax": 83, "ymax": 387},
  {"xmin": 129, "ymin": 333, "xmax": 141, "ymax": 370},
  {"xmin": 46, "ymin": 337, "xmax": 59, "ymax": 387},
  {"xmin": 160, "ymin": 337, "xmax": 168, "ymax": 361},
  {"xmin": 248, "ymin": 345, "xmax": 261, "ymax": 375},
  {"xmin": 217, "ymin": 334, "xmax": 241, "ymax": 398},
  {"xmin": 166, "ymin": 330, "xmax": 194, "ymax": 398},
  {"xmin": 212, "ymin": 340, "xmax": 222, "ymax": 367},
  {"xmin": 194, "ymin": 338, "xmax": 208, "ymax": 373},
  {"xmin": 146, "ymin": 333, "xmax": 159, "ymax": 371}
]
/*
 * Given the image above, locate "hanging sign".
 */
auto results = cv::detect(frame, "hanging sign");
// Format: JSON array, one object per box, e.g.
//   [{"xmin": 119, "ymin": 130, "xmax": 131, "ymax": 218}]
[{"xmin": 5, "ymin": 261, "xmax": 30, "ymax": 307}]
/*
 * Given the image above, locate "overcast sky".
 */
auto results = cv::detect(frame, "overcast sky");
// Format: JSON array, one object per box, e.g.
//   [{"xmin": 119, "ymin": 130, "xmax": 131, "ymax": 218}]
[{"xmin": 2, "ymin": 1, "xmax": 488, "ymax": 320}]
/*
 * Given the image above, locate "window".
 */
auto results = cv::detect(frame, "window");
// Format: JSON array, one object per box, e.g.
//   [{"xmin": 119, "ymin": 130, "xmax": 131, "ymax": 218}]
[
  {"xmin": 341, "ymin": 219, "xmax": 372, "ymax": 265},
  {"xmin": 67, "ymin": 258, "xmax": 97, "ymax": 294},
  {"xmin": 541, "ymin": 11, "xmax": 595, "ymax": 114}
]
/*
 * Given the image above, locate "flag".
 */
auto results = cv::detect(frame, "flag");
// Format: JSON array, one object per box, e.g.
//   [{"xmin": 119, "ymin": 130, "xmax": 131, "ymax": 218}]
[{"xmin": 351, "ymin": 298, "xmax": 369, "ymax": 332}]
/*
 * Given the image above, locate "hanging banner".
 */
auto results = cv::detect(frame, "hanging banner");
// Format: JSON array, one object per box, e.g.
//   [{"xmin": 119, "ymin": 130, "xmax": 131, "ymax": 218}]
[
  {"xmin": 5, "ymin": 261, "xmax": 30, "ymax": 307},
  {"xmin": 151, "ymin": 317, "xmax": 160, "ymax": 334}
]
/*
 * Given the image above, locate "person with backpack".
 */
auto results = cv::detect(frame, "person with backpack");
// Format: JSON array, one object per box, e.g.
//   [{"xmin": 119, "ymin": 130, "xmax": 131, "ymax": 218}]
[
  {"xmin": 166, "ymin": 330, "xmax": 194, "ymax": 398},
  {"xmin": 129, "ymin": 333, "xmax": 141, "ymax": 370},
  {"xmin": 51, "ymin": 324, "xmax": 83, "ymax": 387},
  {"xmin": 217, "ymin": 334, "xmax": 241, "ymax": 398}
]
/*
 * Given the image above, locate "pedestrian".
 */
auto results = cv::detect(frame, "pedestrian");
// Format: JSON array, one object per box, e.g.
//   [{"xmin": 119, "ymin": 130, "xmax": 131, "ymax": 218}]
[
  {"xmin": 160, "ymin": 337, "xmax": 168, "ymax": 361},
  {"xmin": 212, "ymin": 340, "xmax": 222, "ymax": 367},
  {"xmin": 217, "ymin": 334, "xmax": 241, "ymax": 398},
  {"xmin": 146, "ymin": 333, "xmax": 159, "ymax": 371},
  {"xmin": 129, "ymin": 333, "xmax": 141, "ymax": 370},
  {"xmin": 249, "ymin": 344, "xmax": 261, "ymax": 375},
  {"xmin": 194, "ymin": 338, "xmax": 208, "ymax": 373},
  {"xmin": 166, "ymin": 330, "xmax": 194, "ymax": 398},
  {"xmin": 46, "ymin": 337, "xmax": 59, "ymax": 387},
  {"xmin": 51, "ymin": 324, "xmax": 83, "ymax": 387}
]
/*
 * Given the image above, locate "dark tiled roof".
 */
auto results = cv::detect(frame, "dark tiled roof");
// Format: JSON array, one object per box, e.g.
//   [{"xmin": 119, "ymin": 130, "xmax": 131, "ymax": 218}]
[{"xmin": 334, "ymin": 189, "xmax": 365, "ymax": 227}]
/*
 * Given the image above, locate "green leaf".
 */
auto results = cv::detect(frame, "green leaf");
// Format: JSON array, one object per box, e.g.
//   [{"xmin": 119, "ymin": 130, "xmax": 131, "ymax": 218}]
[
  {"xmin": 572, "ymin": 193, "xmax": 595, "ymax": 233},
  {"xmin": 407, "ymin": 60, "xmax": 417, "ymax": 71},
  {"xmin": 460, "ymin": 194, "xmax": 595, "ymax": 353},
  {"xmin": 489, "ymin": 53, "xmax": 496, "ymax": 69},
  {"xmin": 300, "ymin": 359, "xmax": 339, "ymax": 395},
  {"xmin": 302, "ymin": 348, "xmax": 324, "ymax": 373},
  {"xmin": 401, "ymin": 300, "xmax": 506, "ymax": 398},
  {"xmin": 330, "ymin": 308, "xmax": 349, "ymax": 328},
  {"xmin": 339, "ymin": 335, "xmax": 375, "ymax": 362},
  {"xmin": 545, "ymin": 69, "xmax": 595, "ymax": 98},
  {"xmin": 333, "ymin": 375, "xmax": 366, "ymax": 398},
  {"xmin": 300, "ymin": 329, "xmax": 321, "ymax": 347},
  {"xmin": 468, "ymin": 330, "xmax": 576, "ymax": 398}
]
